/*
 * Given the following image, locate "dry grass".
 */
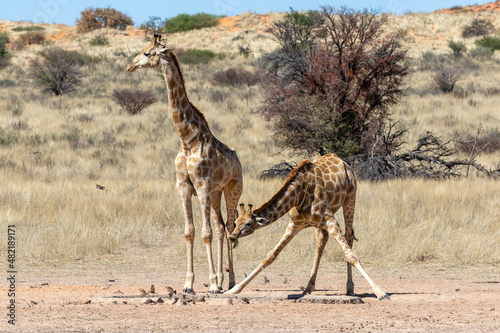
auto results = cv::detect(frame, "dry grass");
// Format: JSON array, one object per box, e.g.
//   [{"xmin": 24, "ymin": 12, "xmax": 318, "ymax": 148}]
[{"xmin": 0, "ymin": 11, "xmax": 499, "ymax": 273}]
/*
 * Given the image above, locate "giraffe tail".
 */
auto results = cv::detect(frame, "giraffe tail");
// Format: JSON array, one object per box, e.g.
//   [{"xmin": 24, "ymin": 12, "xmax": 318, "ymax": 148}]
[
  {"xmin": 352, "ymin": 228, "xmax": 359, "ymax": 242},
  {"xmin": 342, "ymin": 161, "xmax": 352, "ymax": 187}
]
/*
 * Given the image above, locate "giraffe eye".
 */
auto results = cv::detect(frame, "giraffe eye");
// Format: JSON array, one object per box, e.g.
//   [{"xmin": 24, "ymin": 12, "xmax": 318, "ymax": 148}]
[{"xmin": 144, "ymin": 52, "xmax": 150, "ymax": 57}]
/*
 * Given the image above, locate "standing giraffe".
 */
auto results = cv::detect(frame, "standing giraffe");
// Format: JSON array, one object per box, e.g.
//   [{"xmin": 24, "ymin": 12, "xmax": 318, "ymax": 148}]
[
  {"xmin": 127, "ymin": 35, "xmax": 243, "ymax": 293},
  {"xmin": 226, "ymin": 153, "xmax": 388, "ymax": 300}
]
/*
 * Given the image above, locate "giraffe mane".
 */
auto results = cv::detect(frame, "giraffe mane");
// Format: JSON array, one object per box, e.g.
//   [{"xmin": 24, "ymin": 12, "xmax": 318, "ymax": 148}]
[
  {"xmin": 168, "ymin": 51, "xmax": 210, "ymax": 127},
  {"xmin": 255, "ymin": 159, "xmax": 314, "ymax": 214}
]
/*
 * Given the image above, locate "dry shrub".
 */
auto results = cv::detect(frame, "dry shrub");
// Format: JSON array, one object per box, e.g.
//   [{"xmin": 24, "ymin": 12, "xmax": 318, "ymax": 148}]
[
  {"xmin": 18, "ymin": 31, "xmax": 46, "ymax": 46},
  {"xmin": 0, "ymin": 58, "xmax": 9, "ymax": 70},
  {"xmin": 29, "ymin": 48, "xmax": 83, "ymax": 96},
  {"xmin": 434, "ymin": 68, "xmax": 462, "ymax": 93},
  {"xmin": 211, "ymin": 67, "xmax": 262, "ymax": 86},
  {"xmin": 461, "ymin": 18, "xmax": 494, "ymax": 38},
  {"xmin": 111, "ymin": 89, "xmax": 158, "ymax": 115},
  {"xmin": 76, "ymin": 7, "xmax": 133, "ymax": 33}
]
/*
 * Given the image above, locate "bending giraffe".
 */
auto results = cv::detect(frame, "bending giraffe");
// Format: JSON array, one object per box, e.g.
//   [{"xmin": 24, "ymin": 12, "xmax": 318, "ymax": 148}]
[
  {"xmin": 127, "ymin": 35, "xmax": 243, "ymax": 293},
  {"xmin": 226, "ymin": 153, "xmax": 388, "ymax": 300}
]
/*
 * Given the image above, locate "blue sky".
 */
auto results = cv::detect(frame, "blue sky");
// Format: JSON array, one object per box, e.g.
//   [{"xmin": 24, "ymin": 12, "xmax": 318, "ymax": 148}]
[{"xmin": 0, "ymin": 1, "xmax": 491, "ymax": 26}]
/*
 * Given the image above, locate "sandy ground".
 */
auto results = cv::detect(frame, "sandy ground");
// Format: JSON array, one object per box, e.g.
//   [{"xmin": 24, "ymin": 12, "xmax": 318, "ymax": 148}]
[{"xmin": 1, "ymin": 259, "xmax": 499, "ymax": 333}]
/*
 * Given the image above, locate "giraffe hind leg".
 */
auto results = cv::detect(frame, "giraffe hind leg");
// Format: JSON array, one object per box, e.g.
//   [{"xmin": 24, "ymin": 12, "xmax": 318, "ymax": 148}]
[
  {"xmin": 303, "ymin": 227, "xmax": 329, "ymax": 295},
  {"xmin": 326, "ymin": 215, "xmax": 389, "ymax": 300},
  {"xmin": 343, "ymin": 192, "xmax": 356, "ymax": 296}
]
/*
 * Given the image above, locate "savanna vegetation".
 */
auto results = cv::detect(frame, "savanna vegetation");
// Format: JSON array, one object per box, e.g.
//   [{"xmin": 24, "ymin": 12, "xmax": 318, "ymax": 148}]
[{"xmin": 0, "ymin": 9, "xmax": 499, "ymax": 277}]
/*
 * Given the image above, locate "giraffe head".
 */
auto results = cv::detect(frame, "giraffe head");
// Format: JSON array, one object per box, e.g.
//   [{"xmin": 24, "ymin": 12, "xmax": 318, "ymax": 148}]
[
  {"xmin": 228, "ymin": 204, "xmax": 269, "ymax": 244},
  {"xmin": 126, "ymin": 34, "xmax": 174, "ymax": 72}
]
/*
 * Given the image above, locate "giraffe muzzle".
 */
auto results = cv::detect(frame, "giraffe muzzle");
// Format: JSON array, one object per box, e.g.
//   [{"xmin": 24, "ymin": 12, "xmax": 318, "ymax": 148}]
[{"xmin": 228, "ymin": 234, "xmax": 239, "ymax": 249}]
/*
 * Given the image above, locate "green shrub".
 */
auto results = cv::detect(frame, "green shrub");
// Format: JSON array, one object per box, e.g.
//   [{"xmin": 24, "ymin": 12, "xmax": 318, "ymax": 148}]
[
  {"xmin": 164, "ymin": 13, "xmax": 219, "ymax": 33},
  {"xmin": 475, "ymin": 35, "xmax": 500, "ymax": 51},
  {"xmin": 0, "ymin": 32, "xmax": 10, "ymax": 69},
  {"xmin": 448, "ymin": 40, "xmax": 467, "ymax": 58},
  {"xmin": 89, "ymin": 35, "xmax": 110, "ymax": 46},
  {"xmin": 12, "ymin": 26, "xmax": 45, "ymax": 32},
  {"xmin": 178, "ymin": 49, "xmax": 218, "ymax": 64},
  {"xmin": 0, "ymin": 31, "xmax": 10, "ymax": 58}
]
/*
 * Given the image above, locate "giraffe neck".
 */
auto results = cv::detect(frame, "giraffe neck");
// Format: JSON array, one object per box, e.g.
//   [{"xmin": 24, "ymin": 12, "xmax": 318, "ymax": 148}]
[
  {"xmin": 253, "ymin": 178, "xmax": 305, "ymax": 229},
  {"xmin": 160, "ymin": 56, "xmax": 206, "ymax": 147}
]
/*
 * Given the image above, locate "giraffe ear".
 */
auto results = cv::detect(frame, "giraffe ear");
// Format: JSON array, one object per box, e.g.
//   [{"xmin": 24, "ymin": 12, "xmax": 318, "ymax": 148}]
[
  {"xmin": 255, "ymin": 217, "xmax": 269, "ymax": 226},
  {"xmin": 238, "ymin": 203, "xmax": 246, "ymax": 215},
  {"xmin": 153, "ymin": 34, "xmax": 161, "ymax": 43},
  {"xmin": 158, "ymin": 48, "xmax": 172, "ymax": 62}
]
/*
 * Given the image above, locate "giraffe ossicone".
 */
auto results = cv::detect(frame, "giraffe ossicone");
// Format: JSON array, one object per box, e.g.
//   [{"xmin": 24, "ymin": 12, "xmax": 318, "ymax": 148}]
[
  {"xmin": 127, "ymin": 35, "xmax": 243, "ymax": 293},
  {"xmin": 226, "ymin": 153, "xmax": 388, "ymax": 300}
]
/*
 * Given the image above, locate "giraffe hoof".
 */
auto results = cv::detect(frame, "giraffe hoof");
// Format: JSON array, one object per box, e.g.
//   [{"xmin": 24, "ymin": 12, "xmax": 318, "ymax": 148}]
[
  {"xmin": 183, "ymin": 288, "xmax": 194, "ymax": 294},
  {"xmin": 373, "ymin": 285, "xmax": 389, "ymax": 300},
  {"xmin": 210, "ymin": 289, "xmax": 222, "ymax": 294},
  {"xmin": 224, "ymin": 287, "xmax": 241, "ymax": 295}
]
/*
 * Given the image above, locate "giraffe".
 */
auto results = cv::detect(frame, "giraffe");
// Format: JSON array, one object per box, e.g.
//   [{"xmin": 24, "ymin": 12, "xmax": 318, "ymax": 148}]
[
  {"xmin": 225, "ymin": 153, "xmax": 388, "ymax": 300},
  {"xmin": 126, "ymin": 35, "xmax": 243, "ymax": 293}
]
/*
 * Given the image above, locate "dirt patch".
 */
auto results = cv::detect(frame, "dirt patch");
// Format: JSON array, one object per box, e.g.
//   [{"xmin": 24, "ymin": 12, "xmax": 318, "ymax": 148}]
[
  {"xmin": 2, "ymin": 264, "xmax": 499, "ymax": 332},
  {"xmin": 434, "ymin": 1, "xmax": 500, "ymax": 14},
  {"xmin": 218, "ymin": 13, "xmax": 271, "ymax": 32}
]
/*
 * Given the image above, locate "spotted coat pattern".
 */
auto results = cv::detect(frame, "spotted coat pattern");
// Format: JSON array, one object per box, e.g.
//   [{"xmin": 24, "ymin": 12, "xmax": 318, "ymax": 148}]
[
  {"xmin": 127, "ymin": 35, "xmax": 242, "ymax": 293},
  {"xmin": 227, "ymin": 153, "xmax": 388, "ymax": 300}
]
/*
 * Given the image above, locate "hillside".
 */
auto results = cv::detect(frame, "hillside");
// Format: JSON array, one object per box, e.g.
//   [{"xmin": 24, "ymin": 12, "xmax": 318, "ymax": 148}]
[
  {"xmin": 0, "ymin": 8, "xmax": 499, "ymax": 270},
  {"xmin": 0, "ymin": 9, "xmax": 499, "ymax": 333},
  {"xmin": 434, "ymin": 0, "xmax": 500, "ymax": 13}
]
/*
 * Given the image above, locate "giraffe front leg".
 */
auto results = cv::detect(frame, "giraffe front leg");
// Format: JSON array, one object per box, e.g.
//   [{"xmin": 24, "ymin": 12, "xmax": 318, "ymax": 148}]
[
  {"xmin": 177, "ymin": 183, "xmax": 195, "ymax": 294},
  {"xmin": 326, "ymin": 216, "xmax": 389, "ymax": 300},
  {"xmin": 210, "ymin": 191, "xmax": 225, "ymax": 292},
  {"xmin": 226, "ymin": 221, "xmax": 303, "ymax": 294},
  {"xmin": 224, "ymin": 180, "xmax": 242, "ymax": 290},
  {"xmin": 196, "ymin": 179, "xmax": 219, "ymax": 294},
  {"xmin": 303, "ymin": 228, "xmax": 329, "ymax": 295}
]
